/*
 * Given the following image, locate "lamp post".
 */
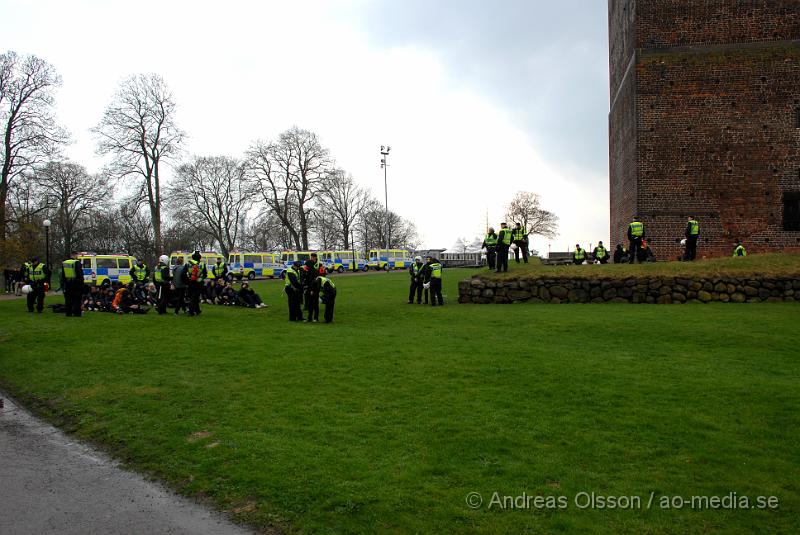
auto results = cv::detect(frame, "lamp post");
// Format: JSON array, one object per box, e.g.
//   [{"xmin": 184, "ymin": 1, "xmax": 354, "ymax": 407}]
[
  {"xmin": 43, "ymin": 219, "xmax": 51, "ymax": 268},
  {"xmin": 380, "ymin": 145, "xmax": 391, "ymax": 253}
]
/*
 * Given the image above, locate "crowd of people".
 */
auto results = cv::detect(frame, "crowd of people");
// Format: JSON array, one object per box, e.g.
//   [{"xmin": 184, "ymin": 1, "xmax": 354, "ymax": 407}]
[
  {"xmin": 407, "ymin": 255, "xmax": 444, "ymax": 306},
  {"xmin": 283, "ymin": 252, "xmax": 337, "ymax": 322}
]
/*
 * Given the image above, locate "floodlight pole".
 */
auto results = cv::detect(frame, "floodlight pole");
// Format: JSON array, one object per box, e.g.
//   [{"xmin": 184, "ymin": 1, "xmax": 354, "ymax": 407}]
[{"xmin": 380, "ymin": 145, "xmax": 391, "ymax": 255}]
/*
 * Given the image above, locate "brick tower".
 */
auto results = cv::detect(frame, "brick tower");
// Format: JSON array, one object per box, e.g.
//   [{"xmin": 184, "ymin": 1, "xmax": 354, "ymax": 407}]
[{"xmin": 608, "ymin": 1, "xmax": 800, "ymax": 259}]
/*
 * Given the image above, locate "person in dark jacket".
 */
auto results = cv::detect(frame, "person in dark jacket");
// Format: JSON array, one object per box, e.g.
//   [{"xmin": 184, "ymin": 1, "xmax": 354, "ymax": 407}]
[
  {"xmin": 284, "ymin": 261, "xmax": 304, "ymax": 321},
  {"xmin": 303, "ymin": 252, "xmax": 323, "ymax": 322},
  {"xmin": 184, "ymin": 251, "xmax": 207, "ymax": 317},
  {"xmin": 627, "ymin": 217, "xmax": 645, "ymax": 264},
  {"xmin": 495, "ymin": 223, "xmax": 513, "ymax": 273},
  {"xmin": 482, "ymin": 228, "xmax": 498, "ymax": 270},
  {"xmin": 238, "ymin": 282, "xmax": 266, "ymax": 308},
  {"xmin": 23, "ymin": 256, "xmax": 50, "ymax": 313},
  {"xmin": 408, "ymin": 256, "xmax": 424, "ymax": 304},
  {"xmin": 613, "ymin": 244, "xmax": 628, "ymax": 264},
  {"xmin": 153, "ymin": 255, "xmax": 172, "ymax": 315},
  {"xmin": 421, "ymin": 257, "xmax": 433, "ymax": 304},
  {"xmin": 593, "ymin": 241, "xmax": 609, "ymax": 264},
  {"xmin": 684, "ymin": 216, "xmax": 700, "ymax": 261},
  {"xmin": 61, "ymin": 251, "xmax": 85, "ymax": 317},
  {"xmin": 172, "ymin": 257, "xmax": 188, "ymax": 315},
  {"xmin": 314, "ymin": 275, "xmax": 337, "ymax": 323},
  {"xmin": 572, "ymin": 244, "xmax": 587, "ymax": 265}
]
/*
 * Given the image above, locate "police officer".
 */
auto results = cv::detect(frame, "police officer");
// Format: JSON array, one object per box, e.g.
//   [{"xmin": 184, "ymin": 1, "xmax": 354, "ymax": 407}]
[
  {"xmin": 153, "ymin": 254, "xmax": 172, "ymax": 315},
  {"xmin": 733, "ymin": 241, "xmax": 747, "ymax": 257},
  {"xmin": 408, "ymin": 256, "xmax": 424, "ymax": 304},
  {"xmin": 185, "ymin": 251, "xmax": 207, "ymax": 317},
  {"xmin": 172, "ymin": 256, "xmax": 188, "ymax": 315},
  {"xmin": 284, "ymin": 260, "xmax": 303, "ymax": 321},
  {"xmin": 684, "ymin": 216, "xmax": 700, "ymax": 261},
  {"xmin": 421, "ymin": 256, "xmax": 432, "ymax": 304},
  {"xmin": 512, "ymin": 222, "xmax": 529, "ymax": 263},
  {"xmin": 495, "ymin": 222, "xmax": 513, "ymax": 273},
  {"xmin": 315, "ymin": 274, "xmax": 337, "ymax": 323},
  {"xmin": 428, "ymin": 257, "xmax": 444, "ymax": 306},
  {"xmin": 211, "ymin": 257, "xmax": 228, "ymax": 281},
  {"xmin": 61, "ymin": 252, "xmax": 84, "ymax": 317},
  {"xmin": 482, "ymin": 227, "xmax": 498, "ymax": 270},
  {"xmin": 303, "ymin": 252, "xmax": 322, "ymax": 322},
  {"xmin": 130, "ymin": 258, "xmax": 149, "ymax": 284},
  {"xmin": 593, "ymin": 241, "xmax": 609, "ymax": 264},
  {"xmin": 627, "ymin": 217, "xmax": 645, "ymax": 264},
  {"xmin": 23, "ymin": 256, "xmax": 50, "ymax": 313},
  {"xmin": 572, "ymin": 244, "xmax": 586, "ymax": 265}
]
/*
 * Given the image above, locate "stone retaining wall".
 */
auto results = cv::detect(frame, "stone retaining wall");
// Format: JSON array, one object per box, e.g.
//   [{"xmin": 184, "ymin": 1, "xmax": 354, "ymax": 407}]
[{"xmin": 458, "ymin": 275, "xmax": 800, "ymax": 304}]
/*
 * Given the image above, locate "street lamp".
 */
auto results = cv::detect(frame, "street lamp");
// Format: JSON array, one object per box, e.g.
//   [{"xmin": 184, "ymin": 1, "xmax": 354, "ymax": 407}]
[
  {"xmin": 42, "ymin": 219, "xmax": 51, "ymax": 268},
  {"xmin": 380, "ymin": 145, "xmax": 391, "ymax": 253}
]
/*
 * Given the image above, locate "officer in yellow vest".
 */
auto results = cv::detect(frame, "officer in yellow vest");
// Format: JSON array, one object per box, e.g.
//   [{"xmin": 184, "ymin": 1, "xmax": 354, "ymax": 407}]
[
  {"xmin": 315, "ymin": 274, "xmax": 337, "ymax": 323},
  {"xmin": 593, "ymin": 241, "xmax": 609, "ymax": 264},
  {"xmin": 130, "ymin": 259, "xmax": 149, "ymax": 284},
  {"xmin": 733, "ymin": 241, "xmax": 747, "ymax": 257},
  {"xmin": 684, "ymin": 216, "xmax": 700, "ymax": 261},
  {"xmin": 482, "ymin": 227, "xmax": 498, "ymax": 270},
  {"xmin": 211, "ymin": 258, "xmax": 228, "ymax": 280},
  {"xmin": 572, "ymin": 244, "xmax": 587, "ymax": 265},
  {"xmin": 153, "ymin": 255, "xmax": 172, "ymax": 315},
  {"xmin": 61, "ymin": 252, "xmax": 84, "ymax": 317},
  {"xmin": 408, "ymin": 256, "xmax": 424, "ymax": 304},
  {"xmin": 284, "ymin": 261, "xmax": 304, "ymax": 321},
  {"xmin": 23, "ymin": 256, "xmax": 50, "ymax": 313},
  {"xmin": 627, "ymin": 217, "xmax": 645, "ymax": 264},
  {"xmin": 512, "ymin": 222, "xmax": 529, "ymax": 263},
  {"xmin": 495, "ymin": 222, "xmax": 513, "ymax": 273},
  {"xmin": 303, "ymin": 252, "xmax": 323, "ymax": 322},
  {"xmin": 428, "ymin": 258, "xmax": 444, "ymax": 306}
]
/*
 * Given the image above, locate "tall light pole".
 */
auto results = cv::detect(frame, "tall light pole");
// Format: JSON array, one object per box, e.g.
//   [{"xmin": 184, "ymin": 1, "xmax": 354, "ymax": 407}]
[
  {"xmin": 380, "ymin": 145, "xmax": 391, "ymax": 252},
  {"xmin": 43, "ymin": 219, "xmax": 52, "ymax": 268}
]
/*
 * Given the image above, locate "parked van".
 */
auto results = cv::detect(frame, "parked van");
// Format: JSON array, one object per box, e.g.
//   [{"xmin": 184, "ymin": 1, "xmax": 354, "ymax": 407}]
[
  {"xmin": 367, "ymin": 249, "xmax": 412, "ymax": 270},
  {"xmin": 320, "ymin": 250, "xmax": 368, "ymax": 273},
  {"xmin": 279, "ymin": 251, "xmax": 316, "ymax": 277},
  {"xmin": 227, "ymin": 251, "xmax": 281, "ymax": 280},
  {"xmin": 77, "ymin": 253, "xmax": 137, "ymax": 286}
]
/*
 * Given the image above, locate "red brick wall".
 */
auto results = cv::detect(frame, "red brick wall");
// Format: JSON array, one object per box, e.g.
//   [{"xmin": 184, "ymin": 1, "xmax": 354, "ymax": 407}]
[{"xmin": 608, "ymin": 1, "xmax": 800, "ymax": 260}]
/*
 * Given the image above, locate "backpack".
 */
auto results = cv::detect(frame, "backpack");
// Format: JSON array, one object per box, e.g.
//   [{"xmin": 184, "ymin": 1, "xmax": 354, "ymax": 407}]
[{"xmin": 189, "ymin": 262, "xmax": 202, "ymax": 282}]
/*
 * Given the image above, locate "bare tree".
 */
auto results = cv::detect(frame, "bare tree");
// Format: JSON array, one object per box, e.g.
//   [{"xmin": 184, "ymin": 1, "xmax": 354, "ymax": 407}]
[
  {"xmin": 247, "ymin": 126, "xmax": 330, "ymax": 250},
  {"xmin": 504, "ymin": 191, "xmax": 559, "ymax": 239},
  {"xmin": 241, "ymin": 212, "xmax": 293, "ymax": 251},
  {"xmin": 356, "ymin": 197, "xmax": 419, "ymax": 252},
  {"xmin": 93, "ymin": 73, "xmax": 184, "ymax": 258},
  {"xmin": 34, "ymin": 160, "xmax": 112, "ymax": 258},
  {"xmin": 168, "ymin": 155, "xmax": 255, "ymax": 256},
  {"xmin": 318, "ymin": 168, "xmax": 368, "ymax": 249},
  {"xmin": 1, "ymin": 51, "xmax": 68, "ymax": 248},
  {"xmin": 310, "ymin": 209, "xmax": 341, "ymax": 250}
]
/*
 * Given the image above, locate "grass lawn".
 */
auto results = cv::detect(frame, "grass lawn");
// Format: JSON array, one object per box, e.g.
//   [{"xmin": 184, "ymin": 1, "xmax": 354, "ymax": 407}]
[{"xmin": 1, "ymin": 267, "xmax": 799, "ymax": 534}]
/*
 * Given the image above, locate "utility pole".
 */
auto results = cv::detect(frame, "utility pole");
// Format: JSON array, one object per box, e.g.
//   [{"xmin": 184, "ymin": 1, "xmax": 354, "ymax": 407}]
[{"xmin": 380, "ymin": 145, "xmax": 391, "ymax": 252}]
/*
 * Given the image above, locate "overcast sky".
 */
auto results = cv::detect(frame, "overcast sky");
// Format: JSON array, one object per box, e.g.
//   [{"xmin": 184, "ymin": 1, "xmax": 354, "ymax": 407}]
[{"xmin": 2, "ymin": 0, "xmax": 610, "ymax": 253}]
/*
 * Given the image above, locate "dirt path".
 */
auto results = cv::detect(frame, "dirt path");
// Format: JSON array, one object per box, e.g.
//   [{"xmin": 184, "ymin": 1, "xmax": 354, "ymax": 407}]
[{"xmin": 0, "ymin": 392, "xmax": 255, "ymax": 535}]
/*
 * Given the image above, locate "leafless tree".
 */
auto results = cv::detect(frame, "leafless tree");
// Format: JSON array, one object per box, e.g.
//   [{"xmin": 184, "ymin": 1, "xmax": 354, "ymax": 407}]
[
  {"xmin": 247, "ymin": 126, "xmax": 330, "ymax": 250},
  {"xmin": 318, "ymin": 168, "xmax": 368, "ymax": 249},
  {"xmin": 1, "ymin": 51, "xmax": 68, "ymax": 248},
  {"xmin": 356, "ymin": 197, "xmax": 419, "ymax": 252},
  {"xmin": 310, "ymin": 209, "xmax": 341, "ymax": 250},
  {"xmin": 34, "ymin": 160, "xmax": 112, "ymax": 258},
  {"xmin": 241, "ymin": 212, "xmax": 293, "ymax": 251},
  {"xmin": 93, "ymin": 73, "xmax": 184, "ymax": 259},
  {"xmin": 504, "ymin": 191, "xmax": 559, "ymax": 239},
  {"xmin": 168, "ymin": 155, "xmax": 256, "ymax": 257}
]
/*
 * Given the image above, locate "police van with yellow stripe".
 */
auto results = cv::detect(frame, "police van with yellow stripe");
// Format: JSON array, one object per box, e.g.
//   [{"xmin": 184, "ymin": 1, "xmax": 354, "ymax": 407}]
[
  {"xmin": 77, "ymin": 253, "xmax": 137, "ymax": 286},
  {"xmin": 319, "ymin": 250, "xmax": 368, "ymax": 273},
  {"xmin": 367, "ymin": 249, "xmax": 412, "ymax": 270},
  {"xmin": 169, "ymin": 251, "xmax": 223, "ymax": 278},
  {"xmin": 227, "ymin": 251, "xmax": 281, "ymax": 280}
]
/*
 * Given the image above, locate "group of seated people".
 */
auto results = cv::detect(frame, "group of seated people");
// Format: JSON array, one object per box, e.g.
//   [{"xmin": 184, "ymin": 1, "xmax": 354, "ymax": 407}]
[{"xmin": 200, "ymin": 279, "xmax": 267, "ymax": 308}]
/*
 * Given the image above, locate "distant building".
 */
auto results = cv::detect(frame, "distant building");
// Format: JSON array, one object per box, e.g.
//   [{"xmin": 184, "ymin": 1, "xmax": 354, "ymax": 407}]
[{"xmin": 609, "ymin": 1, "xmax": 800, "ymax": 258}]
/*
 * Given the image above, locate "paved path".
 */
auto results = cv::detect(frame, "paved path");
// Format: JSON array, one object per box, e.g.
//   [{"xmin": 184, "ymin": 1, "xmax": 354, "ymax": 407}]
[{"xmin": 0, "ymin": 392, "xmax": 255, "ymax": 535}]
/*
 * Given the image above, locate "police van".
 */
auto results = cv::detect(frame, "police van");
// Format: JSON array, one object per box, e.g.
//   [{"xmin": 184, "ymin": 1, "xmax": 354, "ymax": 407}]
[
  {"xmin": 320, "ymin": 250, "xmax": 368, "ymax": 273},
  {"xmin": 77, "ymin": 253, "xmax": 138, "ymax": 286},
  {"xmin": 227, "ymin": 251, "xmax": 281, "ymax": 280},
  {"xmin": 169, "ymin": 251, "xmax": 223, "ymax": 277},
  {"xmin": 367, "ymin": 249, "xmax": 412, "ymax": 270},
  {"xmin": 279, "ymin": 251, "xmax": 317, "ymax": 277}
]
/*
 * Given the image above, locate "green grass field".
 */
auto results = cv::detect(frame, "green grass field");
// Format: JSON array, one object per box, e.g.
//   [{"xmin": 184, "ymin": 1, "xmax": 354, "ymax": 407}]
[{"xmin": 1, "ymin": 266, "xmax": 799, "ymax": 534}]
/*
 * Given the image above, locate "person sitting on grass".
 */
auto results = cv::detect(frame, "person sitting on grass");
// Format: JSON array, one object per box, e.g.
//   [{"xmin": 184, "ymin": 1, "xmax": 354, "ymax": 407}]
[
  {"xmin": 202, "ymin": 279, "xmax": 217, "ymax": 304},
  {"xmin": 238, "ymin": 282, "xmax": 267, "ymax": 309},
  {"xmin": 146, "ymin": 282, "xmax": 159, "ymax": 306},
  {"xmin": 572, "ymin": 244, "xmax": 587, "ymax": 265},
  {"xmin": 217, "ymin": 282, "xmax": 239, "ymax": 306}
]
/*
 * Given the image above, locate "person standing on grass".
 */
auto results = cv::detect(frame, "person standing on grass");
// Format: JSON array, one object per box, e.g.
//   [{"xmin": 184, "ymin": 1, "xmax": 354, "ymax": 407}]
[
  {"xmin": 482, "ymin": 227, "xmax": 498, "ymax": 270},
  {"xmin": 511, "ymin": 222, "xmax": 529, "ymax": 264},
  {"xmin": 421, "ymin": 256, "xmax": 432, "ymax": 304},
  {"xmin": 185, "ymin": 251, "xmax": 207, "ymax": 317},
  {"xmin": 154, "ymin": 255, "xmax": 172, "ymax": 315},
  {"xmin": 303, "ymin": 252, "xmax": 322, "ymax": 322},
  {"xmin": 627, "ymin": 216, "xmax": 645, "ymax": 264},
  {"xmin": 428, "ymin": 257, "xmax": 444, "ymax": 306},
  {"xmin": 572, "ymin": 244, "xmax": 587, "ymax": 265},
  {"xmin": 495, "ymin": 222, "xmax": 513, "ymax": 273},
  {"xmin": 285, "ymin": 261, "xmax": 304, "ymax": 321},
  {"xmin": 733, "ymin": 241, "xmax": 747, "ymax": 257},
  {"xmin": 61, "ymin": 252, "xmax": 84, "ymax": 317},
  {"xmin": 23, "ymin": 256, "xmax": 50, "ymax": 314},
  {"xmin": 172, "ymin": 256, "xmax": 188, "ymax": 315},
  {"xmin": 684, "ymin": 215, "xmax": 700, "ymax": 261},
  {"xmin": 408, "ymin": 256, "xmax": 424, "ymax": 304},
  {"xmin": 315, "ymin": 274, "xmax": 337, "ymax": 323}
]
